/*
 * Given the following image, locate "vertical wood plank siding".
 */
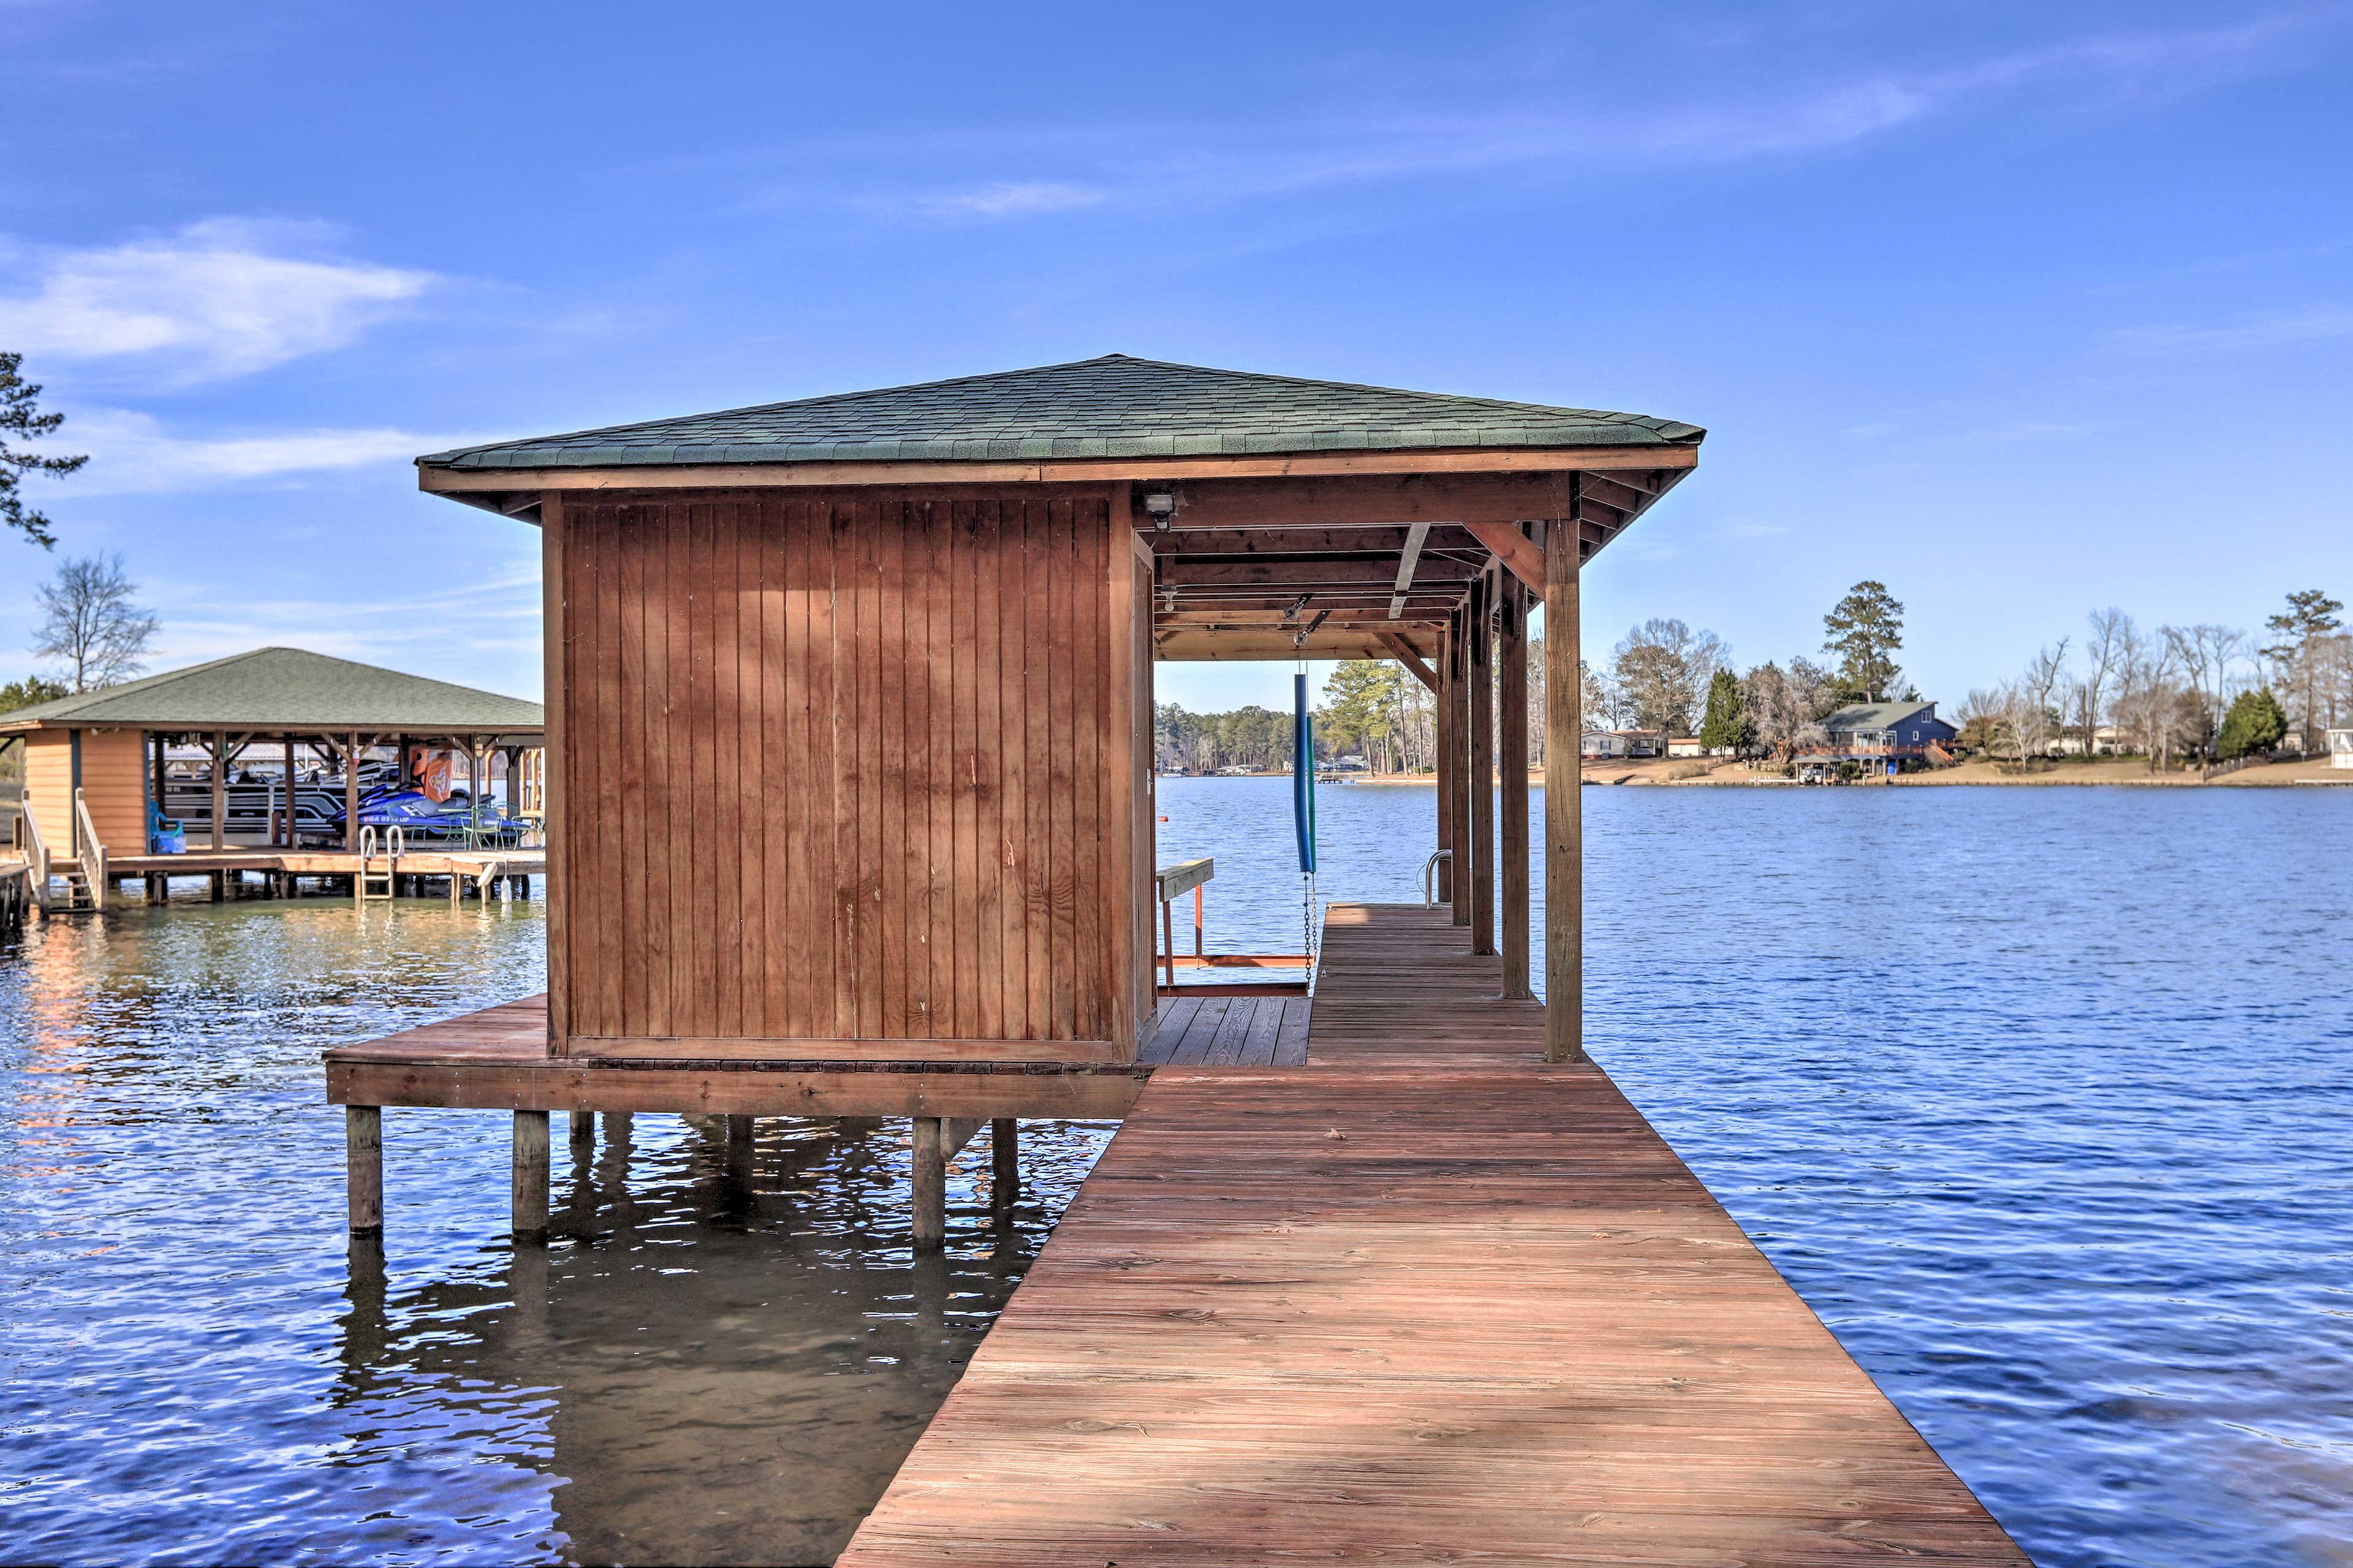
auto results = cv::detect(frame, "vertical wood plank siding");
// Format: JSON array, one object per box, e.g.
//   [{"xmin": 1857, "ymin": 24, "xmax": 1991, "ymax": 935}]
[{"xmin": 556, "ymin": 491, "xmax": 1135, "ymax": 1061}]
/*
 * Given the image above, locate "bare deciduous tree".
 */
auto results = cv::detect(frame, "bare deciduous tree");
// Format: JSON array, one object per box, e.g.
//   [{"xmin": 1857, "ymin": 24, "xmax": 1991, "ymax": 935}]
[
  {"xmin": 32, "ymin": 553, "xmax": 160, "ymax": 692},
  {"xmin": 2077, "ymin": 608, "xmax": 2128, "ymax": 756}
]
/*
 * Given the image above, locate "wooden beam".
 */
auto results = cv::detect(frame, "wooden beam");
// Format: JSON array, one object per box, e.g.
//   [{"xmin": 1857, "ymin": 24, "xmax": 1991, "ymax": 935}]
[
  {"xmin": 422, "ymin": 444, "xmax": 1699, "ymax": 502},
  {"xmin": 1146, "ymin": 525, "xmax": 1481, "ymax": 556},
  {"xmin": 1462, "ymin": 521, "xmax": 1545, "ymax": 593},
  {"xmin": 1545, "ymin": 510, "xmax": 1583, "ymax": 1062},
  {"xmin": 1498, "ymin": 575, "xmax": 1532, "ymax": 999},
  {"xmin": 1151, "ymin": 634, "xmax": 1431, "ymax": 662},
  {"xmin": 1159, "ymin": 558, "xmax": 1480, "ymax": 589},
  {"xmin": 1377, "ymin": 632, "xmax": 1439, "ymax": 692},
  {"xmin": 1389, "ymin": 521, "xmax": 1430, "ymax": 619},
  {"xmin": 1449, "ymin": 612, "xmax": 1471, "ymax": 927},
  {"xmin": 914, "ymin": 1117, "xmax": 947, "ymax": 1251}
]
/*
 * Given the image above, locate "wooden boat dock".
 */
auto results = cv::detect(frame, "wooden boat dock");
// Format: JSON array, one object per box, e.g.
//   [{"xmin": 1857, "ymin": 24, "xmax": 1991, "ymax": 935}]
[
  {"xmin": 325, "ymin": 356, "xmax": 2023, "ymax": 1558},
  {"xmin": 325, "ymin": 903, "xmax": 2021, "ymax": 1562},
  {"xmin": 838, "ymin": 903, "xmax": 2023, "ymax": 1564}
]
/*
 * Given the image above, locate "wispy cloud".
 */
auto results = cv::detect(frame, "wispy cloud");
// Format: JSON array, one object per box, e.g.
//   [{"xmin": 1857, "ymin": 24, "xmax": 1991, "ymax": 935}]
[
  {"xmin": 150, "ymin": 570, "xmax": 544, "ymax": 678},
  {"xmin": 841, "ymin": 11, "xmax": 2341, "ymax": 226},
  {"xmin": 2110, "ymin": 305, "xmax": 2353, "ymax": 352},
  {"xmin": 908, "ymin": 181, "xmax": 1107, "ymax": 220},
  {"xmin": 60, "ymin": 408, "xmax": 481, "ymax": 494},
  {"xmin": 0, "ymin": 218, "xmax": 433, "ymax": 382}
]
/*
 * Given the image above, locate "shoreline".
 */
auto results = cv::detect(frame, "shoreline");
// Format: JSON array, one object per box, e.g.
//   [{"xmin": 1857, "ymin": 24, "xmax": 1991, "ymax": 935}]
[{"xmin": 1168, "ymin": 759, "xmax": 2351, "ymax": 790}]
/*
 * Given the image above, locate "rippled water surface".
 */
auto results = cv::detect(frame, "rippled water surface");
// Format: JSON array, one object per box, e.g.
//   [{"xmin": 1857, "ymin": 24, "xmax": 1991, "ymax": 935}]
[{"xmin": 4, "ymin": 782, "xmax": 2349, "ymax": 1566}]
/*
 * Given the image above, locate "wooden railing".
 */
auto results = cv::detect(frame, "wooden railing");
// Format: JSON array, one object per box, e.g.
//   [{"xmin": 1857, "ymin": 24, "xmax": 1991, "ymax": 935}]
[
  {"xmin": 17, "ymin": 798, "xmax": 50, "ymax": 911},
  {"xmin": 75, "ymin": 787, "xmax": 105, "ymax": 911}
]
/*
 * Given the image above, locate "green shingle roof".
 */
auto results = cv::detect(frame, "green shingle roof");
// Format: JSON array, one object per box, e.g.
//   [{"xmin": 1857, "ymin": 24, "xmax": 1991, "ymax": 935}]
[
  {"xmin": 419, "ymin": 354, "xmax": 1704, "ymax": 472},
  {"xmin": 0, "ymin": 648, "xmax": 544, "ymax": 733}
]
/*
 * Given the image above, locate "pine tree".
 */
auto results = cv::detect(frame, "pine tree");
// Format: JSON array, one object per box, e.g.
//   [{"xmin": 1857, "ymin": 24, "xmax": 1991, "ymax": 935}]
[
  {"xmin": 1698, "ymin": 668, "xmax": 1749, "ymax": 754},
  {"xmin": 1822, "ymin": 580, "xmax": 1904, "ymax": 702},
  {"xmin": 1, "ymin": 352, "xmax": 87, "ymax": 548},
  {"xmin": 2264, "ymin": 589, "xmax": 2344, "ymax": 752},
  {"xmin": 2215, "ymin": 687, "xmax": 2289, "ymax": 761}
]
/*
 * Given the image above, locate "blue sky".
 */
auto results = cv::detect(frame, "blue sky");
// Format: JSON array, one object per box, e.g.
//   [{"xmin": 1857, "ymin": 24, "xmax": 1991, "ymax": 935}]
[{"xmin": 5, "ymin": 1, "xmax": 2347, "ymax": 713}]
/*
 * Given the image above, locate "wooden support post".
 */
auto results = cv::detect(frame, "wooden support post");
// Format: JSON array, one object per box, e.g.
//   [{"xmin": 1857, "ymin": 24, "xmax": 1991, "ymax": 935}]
[
  {"xmin": 512, "ymin": 1110, "xmax": 550, "ymax": 1239},
  {"xmin": 1450, "ymin": 607, "xmax": 1472, "ymax": 929},
  {"xmin": 1544, "ymin": 512, "xmax": 1584, "ymax": 1063},
  {"xmin": 992, "ymin": 1118, "xmax": 1020, "ymax": 1219},
  {"xmin": 726, "ymin": 1114, "xmax": 755, "ymax": 1175},
  {"xmin": 150, "ymin": 730, "xmax": 165, "ymax": 849},
  {"xmin": 282, "ymin": 734, "xmax": 297, "ymax": 848},
  {"xmin": 345, "ymin": 731, "xmax": 361, "ymax": 853},
  {"xmin": 209, "ymin": 731, "xmax": 226, "ymax": 851},
  {"xmin": 570, "ymin": 1109, "xmax": 594, "ymax": 1145},
  {"xmin": 208, "ymin": 869, "xmax": 224, "ymax": 903},
  {"xmin": 1434, "ymin": 621, "xmax": 1455, "ymax": 904},
  {"xmin": 912, "ymin": 1116, "xmax": 947, "ymax": 1252},
  {"xmin": 1194, "ymin": 885, "xmax": 1204, "ymax": 956},
  {"xmin": 1499, "ymin": 568, "xmax": 1533, "ymax": 999},
  {"xmin": 1469, "ymin": 573, "xmax": 1496, "ymax": 957},
  {"xmin": 1161, "ymin": 898, "xmax": 1176, "ymax": 990},
  {"xmin": 347, "ymin": 1105, "xmax": 382, "ymax": 1235}
]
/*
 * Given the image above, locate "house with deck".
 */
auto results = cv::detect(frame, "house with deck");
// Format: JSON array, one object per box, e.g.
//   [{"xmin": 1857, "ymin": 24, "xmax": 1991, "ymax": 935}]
[{"xmin": 1798, "ymin": 698, "xmax": 1957, "ymax": 779}]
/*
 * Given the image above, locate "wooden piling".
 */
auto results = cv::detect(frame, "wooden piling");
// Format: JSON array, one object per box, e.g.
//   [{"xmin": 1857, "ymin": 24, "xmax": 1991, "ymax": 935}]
[
  {"xmin": 1544, "ymin": 513, "xmax": 1583, "ymax": 1063},
  {"xmin": 346, "ymin": 1105, "xmax": 382, "ymax": 1234},
  {"xmin": 726, "ymin": 1113, "xmax": 754, "ymax": 1175},
  {"xmin": 912, "ymin": 1116, "xmax": 947, "ymax": 1251},
  {"xmin": 512, "ymin": 1110, "xmax": 550, "ymax": 1239},
  {"xmin": 992, "ymin": 1118, "xmax": 1019, "ymax": 1219},
  {"xmin": 1498, "ymin": 570, "xmax": 1533, "ymax": 999},
  {"xmin": 570, "ymin": 1108, "xmax": 594, "ymax": 1145}
]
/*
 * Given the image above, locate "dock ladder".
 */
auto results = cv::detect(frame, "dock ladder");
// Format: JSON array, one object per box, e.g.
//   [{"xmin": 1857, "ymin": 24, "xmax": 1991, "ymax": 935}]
[{"xmin": 356, "ymin": 825, "xmax": 403, "ymax": 903}]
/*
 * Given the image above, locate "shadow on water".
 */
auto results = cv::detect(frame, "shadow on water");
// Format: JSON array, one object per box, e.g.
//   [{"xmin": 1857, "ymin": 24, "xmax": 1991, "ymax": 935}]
[{"xmin": 328, "ymin": 1115, "xmax": 1078, "ymax": 1566}]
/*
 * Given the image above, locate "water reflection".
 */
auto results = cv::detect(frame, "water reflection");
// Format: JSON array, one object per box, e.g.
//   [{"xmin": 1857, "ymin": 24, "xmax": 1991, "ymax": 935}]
[
  {"xmin": 7, "ymin": 788, "xmax": 2352, "ymax": 1567},
  {"xmin": 0, "ymin": 893, "xmax": 1113, "ymax": 1566}
]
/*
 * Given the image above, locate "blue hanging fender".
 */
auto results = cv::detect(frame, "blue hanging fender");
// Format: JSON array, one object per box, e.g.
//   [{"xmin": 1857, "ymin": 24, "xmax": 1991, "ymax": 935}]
[{"xmin": 1293, "ymin": 673, "xmax": 1317, "ymax": 873}]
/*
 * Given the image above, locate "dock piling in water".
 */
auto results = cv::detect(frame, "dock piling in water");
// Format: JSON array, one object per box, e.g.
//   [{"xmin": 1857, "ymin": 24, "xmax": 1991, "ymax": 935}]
[
  {"xmin": 345, "ymin": 1105, "xmax": 382, "ymax": 1235},
  {"xmin": 510, "ymin": 1111, "xmax": 549, "ymax": 1240}
]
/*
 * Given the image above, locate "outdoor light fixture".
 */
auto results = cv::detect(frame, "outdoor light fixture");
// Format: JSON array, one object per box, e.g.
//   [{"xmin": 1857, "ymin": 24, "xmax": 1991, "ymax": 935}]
[{"xmin": 1141, "ymin": 489, "xmax": 1177, "ymax": 530}]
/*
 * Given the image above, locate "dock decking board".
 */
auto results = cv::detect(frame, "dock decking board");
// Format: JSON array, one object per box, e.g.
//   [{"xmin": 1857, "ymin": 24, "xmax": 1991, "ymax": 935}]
[{"xmin": 837, "ymin": 903, "xmax": 2022, "ymax": 1565}]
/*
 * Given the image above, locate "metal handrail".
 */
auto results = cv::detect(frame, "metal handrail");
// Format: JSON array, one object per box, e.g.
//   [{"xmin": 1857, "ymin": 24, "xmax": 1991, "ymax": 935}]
[{"xmin": 1422, "ymin": 847, "xmax": 1452, "ymax": 907}]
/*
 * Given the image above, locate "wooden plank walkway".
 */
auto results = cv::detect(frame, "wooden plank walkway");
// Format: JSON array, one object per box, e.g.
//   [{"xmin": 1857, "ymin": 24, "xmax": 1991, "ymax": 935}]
[
  {"xmin": 1139, "ymin": 993, "xmax": 1310, "ymax": 1067},
  {"xmin": 838, "ymin": 904, "xmax": 2023, "ymax": 1565},
  {"xmin": 1310, "ymin": 901, "xmax": 1547, "ymax": 1064}
]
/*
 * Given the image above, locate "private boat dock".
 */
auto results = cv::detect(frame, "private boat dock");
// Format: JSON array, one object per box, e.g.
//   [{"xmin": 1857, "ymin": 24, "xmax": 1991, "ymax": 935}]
[
  {"xmin": 329, "ymin": 902, "xmax": 2021, "ymax": 1561},
  {"xmin": 319, "ymin": 354, "xmax": 2021, "ymax": 1558}
]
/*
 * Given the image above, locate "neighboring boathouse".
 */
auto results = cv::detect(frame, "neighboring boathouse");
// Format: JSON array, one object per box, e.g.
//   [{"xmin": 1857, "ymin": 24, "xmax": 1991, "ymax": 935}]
[
  {"xmin": 325, "ymin": 354, "xmax": 2026, "ymax": 1562},
  {"xmin": 1, "ymin": 647, "xmax": 542, "ymax": 910}
]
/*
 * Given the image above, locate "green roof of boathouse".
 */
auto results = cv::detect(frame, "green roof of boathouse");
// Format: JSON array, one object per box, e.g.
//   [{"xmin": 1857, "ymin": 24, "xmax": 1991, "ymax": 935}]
[
  {"xmin": 418, "ymin": 354, "xmax": 1706, "ymax": 472},
  {"xmin": 0, "ymin": 648, "xmax": 544, "ymax": 734}
]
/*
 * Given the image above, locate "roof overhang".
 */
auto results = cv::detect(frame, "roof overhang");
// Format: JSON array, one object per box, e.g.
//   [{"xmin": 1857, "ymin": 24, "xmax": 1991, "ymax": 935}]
[{"xmin": 425, "ymin": 442, "xmax": 1699, "ymax": 667}]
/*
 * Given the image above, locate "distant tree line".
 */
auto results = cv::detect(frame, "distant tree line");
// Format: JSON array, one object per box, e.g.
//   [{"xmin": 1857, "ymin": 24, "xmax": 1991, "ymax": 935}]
[{"xmin": 1959, "ymin": 589, "xmax": 2345, "ymax": 770}]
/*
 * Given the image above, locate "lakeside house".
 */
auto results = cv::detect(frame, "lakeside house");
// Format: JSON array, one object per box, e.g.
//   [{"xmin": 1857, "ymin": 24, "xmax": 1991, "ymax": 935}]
[
  {"xmin": 1581, "ymin": 728, "xmax": 1667, "ymax": 759},
  {"xmin": 2331, "ymin": 728, "xmax": 2353, "ymax": 769},
  {"xmin": 1795, "ymin": 699, "xmax": 1957, "ymax": 781}
]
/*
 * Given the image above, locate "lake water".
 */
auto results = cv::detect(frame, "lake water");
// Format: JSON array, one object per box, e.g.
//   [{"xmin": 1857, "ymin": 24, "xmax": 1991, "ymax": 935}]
[{"xmin": 3, "ymin": 782, "xmax": 2348, "ymax": 1566}]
